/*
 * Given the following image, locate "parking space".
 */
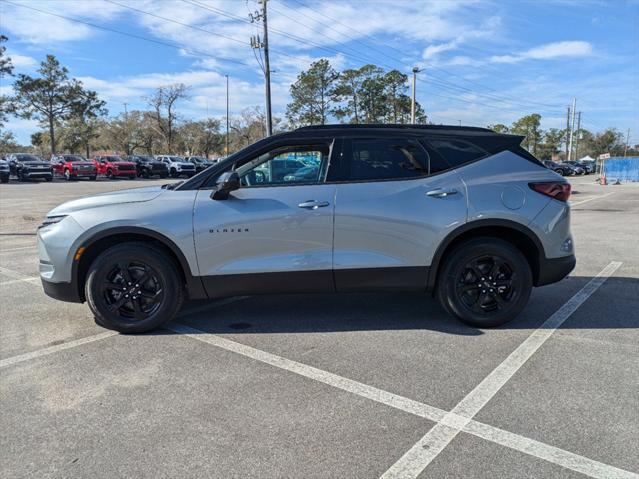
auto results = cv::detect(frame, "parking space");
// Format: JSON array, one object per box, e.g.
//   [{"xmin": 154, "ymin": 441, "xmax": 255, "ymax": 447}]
[{"xmin": 1, "ymin": 176, "xmax": 637, "ymax": 478}]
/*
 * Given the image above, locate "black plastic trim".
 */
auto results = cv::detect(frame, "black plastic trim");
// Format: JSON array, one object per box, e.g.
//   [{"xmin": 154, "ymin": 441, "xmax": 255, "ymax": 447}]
[
  {"xmin": 335, "ymin": 266, "xmax": 429, "ymax": 292},
  {"xmin": 76, "ymin": 226, "xmax": 207, "ymax": 301},
  {"xmin": 41, "ymin": 278, "xmax": 82, "ymax": 303},
  {"xmin": 537, "ymin": 254, "xmax": 576, "ymax": 286},
  {"xmin": 427, "ymin": 219, "xmax": 546, "ymax": 291},
  {"xmin": 203, "ymin": 270, "xmax": 335, "ymax": 298}
]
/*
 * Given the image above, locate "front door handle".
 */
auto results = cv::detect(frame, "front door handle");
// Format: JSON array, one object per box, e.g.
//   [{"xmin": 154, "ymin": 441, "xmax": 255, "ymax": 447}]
[
  {"xmin": 298, "ymin": 200, "xmax": 330, "ymax": 210},
  {"xmin": 426, "ymin": 188, "xmax": 458, "ymax": 198}
]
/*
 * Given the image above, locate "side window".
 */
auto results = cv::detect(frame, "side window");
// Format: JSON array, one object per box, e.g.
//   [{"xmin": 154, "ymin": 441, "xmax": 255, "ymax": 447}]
[
  {"xmin": 429, "ymin": 139, "xmax": 486, "ymax": 169},
  {"xmin": 236, "ymin": 145, "xmax": 330, "ymax": 187},
  {"xmin": 347, "ymin": 138, "xmax": 429, "ymax": 181}
]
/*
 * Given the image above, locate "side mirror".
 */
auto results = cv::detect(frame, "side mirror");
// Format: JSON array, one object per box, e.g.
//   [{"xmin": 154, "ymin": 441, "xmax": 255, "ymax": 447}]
[{"xmin": 211, "ymin": 171, "xmax": 240, "ymax": 200}]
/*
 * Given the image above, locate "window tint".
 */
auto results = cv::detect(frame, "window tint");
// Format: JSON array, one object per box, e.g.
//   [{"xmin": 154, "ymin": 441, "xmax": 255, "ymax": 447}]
[
  {"xmin": 348, "ymin": 138, "xmax": 429, "ymax": 181},
  {"xmin": 429, "ymin": 139, "xmax": 486, "ymax": 168},
  {"xmin": 236, "ymin": 145, "xmax": 329, "ymax": 187}
]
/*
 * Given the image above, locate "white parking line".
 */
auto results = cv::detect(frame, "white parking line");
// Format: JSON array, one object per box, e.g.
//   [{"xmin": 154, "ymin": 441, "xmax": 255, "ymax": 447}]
[
  {"xmin": 0, "ymin": 245, "xmax": 37, "ymax": 253},
  {"xmin": 168, "ymin": 308, "xmax": 636, "ymax": 479},
  {"xmin": 380, "ymin": 261, "xmax": 623, "ymax": 479},
  {"xmin": 571, "ymin": 191, "xmax": 615, "ymax": 206},
  {"xmin": 0, "ymin": 331, "xmax": 118, "ymax": 369},
  {"xmin": 0, "ymin": 266, "xmax": 39, "ymax": 285}
]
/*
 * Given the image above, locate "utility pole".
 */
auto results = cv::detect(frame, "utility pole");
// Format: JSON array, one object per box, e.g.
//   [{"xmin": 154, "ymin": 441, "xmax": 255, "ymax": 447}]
[
  {"xmin": 624, "ymin": 128, "xmax": 630, "ymax": 157},
  {"xmin": 411, "ymin": 67, "xmax": 421, "ymax": 124},
  {"xmin": 574, "ymin": 111, "xmax": 581, "ymax": 160},
  {"xmin": 565, "ymin": 105, "xmax": 571, "ymax": 160},
  {"xmin": 567, "ymin": 98, "xmax": 576, "ymax": 162},
  {"xmin": 225, "ymin": 74, "xmax": 229, "ymax": 156},
  {"xmin": 250, "ymin": 0, "xmax": 272, "ymax": 136},
  {"xmin": 123, "ymin": 102, "xmax": 129, "ymax": 155}
]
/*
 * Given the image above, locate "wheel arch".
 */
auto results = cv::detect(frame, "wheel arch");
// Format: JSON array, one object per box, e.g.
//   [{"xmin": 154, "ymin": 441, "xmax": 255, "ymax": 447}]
[
  {"xmin": 74, "ymin": 226, "xmax": 206, "ymax": 302},
  {"xmin": 428, "ymin": 219, "xmax": 545, "ymax": 292}
]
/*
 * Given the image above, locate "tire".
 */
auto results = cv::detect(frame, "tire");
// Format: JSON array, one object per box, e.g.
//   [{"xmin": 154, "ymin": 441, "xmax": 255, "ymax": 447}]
[
  {"xmin": 553, "ymin": 169, "xmax": 564, "ymax": 176},
  {"xmin": 85, "ymin": 243, "xmax": 184, "ymax": 333},
  {"xmin": 64, "ymin": 169, "xmax": 72, "ymax": 181},
  {"xmin": 45, "ymin": 176, "xmax": 52, "ymax": 182},
  {"xmin": 90, "ymin": 175, "xmax": 97, "ymax": 181},
  {"xmin": 106, "ymin": 169, "xmax": 114, "ymax": 179},
  {"xmin": 142, "ymin": 169, "xmax": 150, "ymax": 179},
  {"xmin": 437, "ymin": 238, "xmax": 532, "ymax": 328},
  {"xmin": 18, "ymin": 171, "xmax": 28, "ymax": 182},
  {"xmin": 170, "ymin": 169, "xmax": 178, "ymax": 178}
]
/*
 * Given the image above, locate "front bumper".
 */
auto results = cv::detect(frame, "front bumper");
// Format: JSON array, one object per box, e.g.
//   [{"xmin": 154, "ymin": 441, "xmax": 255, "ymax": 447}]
[
  {"xmin": 41, "ymin": 277, "xmax": 82, "ymax": 303},
  {"xmin": 536, "ymin": 254, "xmax": 576, "ymax": 286},
  {"xmin": 24, "ymin": 171, "xmax": 53, "ymax": 179}
]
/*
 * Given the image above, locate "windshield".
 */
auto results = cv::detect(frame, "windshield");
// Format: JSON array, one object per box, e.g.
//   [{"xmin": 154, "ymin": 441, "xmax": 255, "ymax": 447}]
[
  {"xmin": 170, "ymin": 156, "xmax": 184, "ymax": 161},
  {"xmin": 16, "ymin": 154, "xmax": 41, "ymax": 161},
  {"xmin": 63, "ymin": 155, "xmax": 86, "ymax": 162},
  {"xmin": 105, "ymin": 156, "xmax": 123, "ymax": 162}
]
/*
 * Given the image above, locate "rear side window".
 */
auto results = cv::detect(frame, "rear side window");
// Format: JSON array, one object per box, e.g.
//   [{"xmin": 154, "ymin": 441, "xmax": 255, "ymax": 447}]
[
  {"xmin": 429, "ymin": 139, "xmax": 487, "ymax": 168},
  {"xmin": 347, "ymin": 138, "xmax": 429, "ymax": 181}
]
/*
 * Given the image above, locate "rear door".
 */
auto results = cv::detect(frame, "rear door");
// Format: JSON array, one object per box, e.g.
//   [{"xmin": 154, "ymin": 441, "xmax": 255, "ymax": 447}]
[
  {"xmin": 193, "ymin": 138, "xmax": 337, "ymax": 297},
  {"xmin": 332, "ymin": 136, "xmax": 467, "ymax": 291}
]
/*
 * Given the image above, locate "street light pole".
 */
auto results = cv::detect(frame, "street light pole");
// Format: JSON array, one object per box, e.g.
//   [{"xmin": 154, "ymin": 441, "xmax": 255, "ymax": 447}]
[
  {"xmin": 411, "ymin": 67, "xmax": 421, "ymax": 124},
  {"xmin": 225, "ymin": 74, "xmax": 229, "ymax": 156}
]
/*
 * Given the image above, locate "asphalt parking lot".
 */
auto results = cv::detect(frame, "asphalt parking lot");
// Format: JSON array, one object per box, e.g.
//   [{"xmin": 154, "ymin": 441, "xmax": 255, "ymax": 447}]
[{"xmin": 1, "ymin": 175, "xmax": 637, "ymax": 478}]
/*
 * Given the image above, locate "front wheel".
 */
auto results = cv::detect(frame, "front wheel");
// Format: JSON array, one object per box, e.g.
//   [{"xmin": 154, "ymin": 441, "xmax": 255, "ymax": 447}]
[
  {"xmin": 64, "ymin": 169, "xmax": 73, "ymax": 181},
  {"xmin": 437, "ymin": 238, "xmax": 532, "ymax": 328},
  {"xmin": 85, "ymin": 243, "xmax": 184, "ymax": 333},
  {"xmin": 106, "ymin": 169, "xmax": 114, "ymax": 179}
]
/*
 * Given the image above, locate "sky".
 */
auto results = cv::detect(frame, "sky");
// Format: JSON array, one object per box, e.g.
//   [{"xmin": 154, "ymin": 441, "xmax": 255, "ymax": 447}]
[{"xmin": 1, "ymin": 0, "xmax": 638, "ymax": 145}]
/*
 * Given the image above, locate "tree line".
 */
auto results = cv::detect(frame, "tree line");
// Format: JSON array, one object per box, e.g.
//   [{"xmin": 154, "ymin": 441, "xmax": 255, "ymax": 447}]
[
  {"xmin": 1, "ymin": 37, "xmax": 635, "ymax": 160},
  {"xmin": 488, "ymin": 114, "xmax": 635, "ymax": 160}
]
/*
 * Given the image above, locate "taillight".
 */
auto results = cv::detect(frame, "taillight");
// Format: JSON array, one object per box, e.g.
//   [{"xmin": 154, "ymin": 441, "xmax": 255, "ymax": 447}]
[{"xmin": 529, "ymin": 182, "xmax": 571, "ymax": 202}]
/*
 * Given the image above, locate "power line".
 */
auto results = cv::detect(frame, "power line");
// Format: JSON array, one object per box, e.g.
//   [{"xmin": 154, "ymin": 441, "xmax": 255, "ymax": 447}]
[
  {"xmin": 283, "ymin": 0, "xmax": 563, "ymax": 111},
  {"xmin": 2, "ymin": 0, "xmax": 250, "ymax": 68}
]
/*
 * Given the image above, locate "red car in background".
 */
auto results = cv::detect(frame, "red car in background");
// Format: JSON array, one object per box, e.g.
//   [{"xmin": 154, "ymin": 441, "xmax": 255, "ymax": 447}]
[
  {"xmin": 51, "ymin": 154, "xmax": 97, "ymax": 181},
  {"xmin": 92, "ymin": 155, "xmax": 137, "ymax": 179}
]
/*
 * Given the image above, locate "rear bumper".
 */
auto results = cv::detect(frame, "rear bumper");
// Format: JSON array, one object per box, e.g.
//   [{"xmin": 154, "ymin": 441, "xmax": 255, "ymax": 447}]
[
  {"xmin": 41, "ymin": 278, "xmax": 82, "ymax": 303},
  {"xmin": 536, "ymin": 254, "xmax": 576, "ymax": 286}
]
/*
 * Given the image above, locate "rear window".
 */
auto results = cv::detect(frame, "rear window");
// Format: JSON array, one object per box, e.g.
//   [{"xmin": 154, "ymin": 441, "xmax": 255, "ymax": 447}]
[
  {"xmin": 346, "ymin": 138, "xmax": 429, "ymax": 181},
  {"xmin": 429, "ymin": 139, "xmax": 487, "ymax": 168}
]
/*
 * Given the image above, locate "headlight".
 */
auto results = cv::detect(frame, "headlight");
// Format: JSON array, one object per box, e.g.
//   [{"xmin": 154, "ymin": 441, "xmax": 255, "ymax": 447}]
[{"xmin": 39, "ymin": 215, "xmax": 67, "ymax": 229}]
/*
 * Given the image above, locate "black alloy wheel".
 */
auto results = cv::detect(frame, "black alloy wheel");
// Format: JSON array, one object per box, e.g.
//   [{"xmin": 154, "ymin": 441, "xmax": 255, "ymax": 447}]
[
  {"xmin": 100, "ymin": 261, "xmax": 164, "ymax": 321},
  {"xmin": 454, "ymin": 255, "xmax": 519, "ymax": 315},
  {"xmin": 438, "ymin": 238, "xmax": 532, "ymax": 328},
  {"xmin": 85, "ymin": 243, "xmax": 184, "ymax": 333}
]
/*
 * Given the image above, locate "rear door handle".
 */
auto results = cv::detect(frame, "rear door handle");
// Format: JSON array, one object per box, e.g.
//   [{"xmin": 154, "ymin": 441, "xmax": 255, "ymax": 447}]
[
  {"xmin": 426, "ymin": 188, "xmax": 458, "ymax": 198},
  {"xmin": 298, "ymin": 200, "xmax": 330, "ymax": 210}
]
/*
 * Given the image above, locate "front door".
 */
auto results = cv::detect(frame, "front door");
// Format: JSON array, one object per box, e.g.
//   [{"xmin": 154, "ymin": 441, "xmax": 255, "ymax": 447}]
[
  {"xmin": 332, "ymin": 136, "xmax": 468, "ymax": 291},
  {"xmin": 193, "ymin": 140, "xmax": 337, "ymax": 298}
]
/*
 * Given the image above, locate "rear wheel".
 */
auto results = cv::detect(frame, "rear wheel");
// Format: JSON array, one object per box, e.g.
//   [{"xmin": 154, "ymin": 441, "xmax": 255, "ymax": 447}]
[
  {"xmin": 142, "ymin": 169, "xmax": 150, "ymax": 179},
  {"xmin": 437, "ymin": 238, "xmax": 532, "ymax": 328},
  {"xmin": 85, "ymin": 243, "xmax": 184, "ymax": 333}
]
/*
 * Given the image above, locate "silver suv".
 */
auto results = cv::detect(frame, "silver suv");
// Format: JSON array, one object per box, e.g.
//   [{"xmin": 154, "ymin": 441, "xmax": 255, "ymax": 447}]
[{"xmin": 38, "ymin": 125, "xmax": 575, "ymax": 333}]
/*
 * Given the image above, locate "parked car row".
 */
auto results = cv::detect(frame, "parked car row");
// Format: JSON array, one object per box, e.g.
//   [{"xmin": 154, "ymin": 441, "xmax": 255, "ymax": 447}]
[
  {"xmin": 542, "ymin": 159, "xmax": 596, "ymax": 176},
  {"xmin": 0, "ymin": 153, "xmax": 219, "ymax": 182}
]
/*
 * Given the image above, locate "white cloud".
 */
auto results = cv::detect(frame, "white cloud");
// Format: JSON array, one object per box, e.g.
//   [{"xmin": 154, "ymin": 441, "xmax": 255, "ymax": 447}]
[
  {"xmin": 490, "ymin": 41, "xmax": 593, "ymax": 64},
  {"xmin": 7, "ymin": 52, "xmax": 38, "ymax": 70},
  {"xmin": 0, "ymin": 0, "xmax": 125, "ymax": 44}
]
